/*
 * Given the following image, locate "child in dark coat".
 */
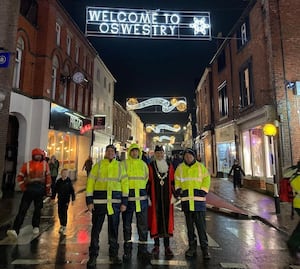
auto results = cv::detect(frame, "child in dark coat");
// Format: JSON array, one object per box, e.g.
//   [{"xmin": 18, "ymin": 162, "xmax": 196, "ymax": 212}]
[
  {"xmin": 228, "ymin": 159, "xmax": 245, "ymax": 189},
  {"xmin": 51, "ymin": 168, "xmax": 75, "ymax": 234}
]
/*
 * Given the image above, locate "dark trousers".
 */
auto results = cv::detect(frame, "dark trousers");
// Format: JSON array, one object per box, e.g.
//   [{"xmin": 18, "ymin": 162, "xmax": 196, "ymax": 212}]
[
  {"xmin": 58, "ymin": 201, "xmax": 69, "ymax": 226},
  {"xmin": 122, "ymin": 208, "xmax": 148, "ymax": 253},
  {"xmin": 51, "ymin": 176, "xmax": 57, "ymax": 195},
  {"xmin": 287, "ymin": 208, "xmax": 300, "ymax": 251},
  {"xmin": 233, "ymin": 177, "xmax": 242, "ymax": 188},
  {"xmin": 13, "ymin": 190, "xmax": 44, "ymax": 234},
  {"xmin": 184, "ymin": 211, "xmax": 208, "ymax": 249},
  {"xmin": 154, "ymin": 237, "xmax": 170, "ymax": 248},
  {"xmin": 89, "ymin": 208, "xmax": 120, "ymax": 258}
]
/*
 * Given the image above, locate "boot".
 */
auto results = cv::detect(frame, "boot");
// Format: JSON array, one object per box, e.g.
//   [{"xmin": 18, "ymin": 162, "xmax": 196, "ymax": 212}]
[
  {"xmin": 87, "ymin": 256, "xmax": 97, "ymax": 268},
  {"xmin": 137, "ymin": 245, "xmax": 152, "ymax": 262},
  {"xmin": 109, "ymin": 256, "xmax": 122, "ymax": 264},
  {"xmin": 201, "ymin": 247, "xmax": 211, "ymax": 260},
  {"xmin": 185, "ymin": 241, "xmax": 197, "ymax": 258},
  {"xmin": 123, "ymin": 242, "xmax": 132, "ymax": 262},
  {"xmin": 151, "ymin": 245, "xmax": 160, "ymax": 258}
]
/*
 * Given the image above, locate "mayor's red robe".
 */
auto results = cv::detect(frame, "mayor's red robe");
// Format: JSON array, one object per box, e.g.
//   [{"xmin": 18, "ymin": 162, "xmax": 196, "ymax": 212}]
[{"xmin": 148, "ymin": 160, "xmax": 175, "ymax": 238}]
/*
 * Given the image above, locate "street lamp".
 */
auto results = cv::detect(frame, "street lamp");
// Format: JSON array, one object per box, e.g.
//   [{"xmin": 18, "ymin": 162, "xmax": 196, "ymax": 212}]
[{"xmin": 263, "ymin": 123, "xmax": 280, "ymax": 214}]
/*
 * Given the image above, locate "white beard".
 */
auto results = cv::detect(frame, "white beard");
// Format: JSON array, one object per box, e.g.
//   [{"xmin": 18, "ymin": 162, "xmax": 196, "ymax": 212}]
[{"xmin": 156, "ymin": 159, "xmax": 168, "ymax": 173}]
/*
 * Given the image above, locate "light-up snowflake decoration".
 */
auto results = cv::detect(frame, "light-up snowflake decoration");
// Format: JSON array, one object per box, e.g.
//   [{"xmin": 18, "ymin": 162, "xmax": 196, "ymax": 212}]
[{"xmin": 189, "ymin": 17, "xmax": 210, "ymax": 35}]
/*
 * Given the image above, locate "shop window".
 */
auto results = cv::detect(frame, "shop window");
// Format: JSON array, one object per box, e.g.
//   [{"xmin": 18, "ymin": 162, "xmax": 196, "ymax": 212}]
[
  {"xmin": 217, "ymin": 141, "xmax": 236, "ymax": 174},
  {"xmin": 242, "ymin": 128, "xmax": 264, "ymax": 177},
  {"xmin": 47, "ymin": 130, "xmax": 77, "ymax": 171}
]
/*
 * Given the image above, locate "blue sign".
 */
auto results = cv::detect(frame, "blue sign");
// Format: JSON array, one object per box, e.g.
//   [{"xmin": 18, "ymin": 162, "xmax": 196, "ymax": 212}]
[{"xmin": 0, "ymin": 52, "xmax": 10, "ymax": 68}]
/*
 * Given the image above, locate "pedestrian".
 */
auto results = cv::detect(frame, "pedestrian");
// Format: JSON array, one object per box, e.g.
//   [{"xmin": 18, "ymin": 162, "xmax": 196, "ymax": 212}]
[
  {"xmin": 86, "ymin": 144, "xmax": 129, "ymax": 267},
  {"xmin": 287, "ymin": 161, "xmax": 300, "ymax": 255},
  {"xmin": 174, "ymin": 148, "xmax": 211, "ymax": 260},
  {"xmin": 148, "ymin": 145, "xmax": 175, "ymax": 258},
  {"xmin": 51, "ymin": 168, "xmax": 75, "ymax": 235},
  {"xmin": 82, "ymin": 156, "xmax": 93, "ymax": 176},
  {"xmin": 7, "ymin": 148, "xmax": 51, "ymax": 238},
  {"xmin": 49, "ymin": 155, "xmax": 59, "ymax": 195},
  {"xmin": 122, "ymin": 143, "xmax": 152, "ymax": 262},
  {"xmin": 228, "ymin": 159, "xmax": 245, "ymax": 189}
]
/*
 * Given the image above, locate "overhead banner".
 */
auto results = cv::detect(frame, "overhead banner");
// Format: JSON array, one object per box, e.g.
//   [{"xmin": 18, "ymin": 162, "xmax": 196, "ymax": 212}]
[
  {"xmin": 126, "ymin": 97, "xmax": 187, "ymax": 113},
  {"xmin": 86, "ymin": 7, "xmax": 211, "ymax": 40}
]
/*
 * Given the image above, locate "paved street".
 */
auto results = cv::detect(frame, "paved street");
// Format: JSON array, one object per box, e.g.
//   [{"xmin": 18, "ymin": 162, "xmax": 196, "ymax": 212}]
[{"xmin": 0, "ymin": 176, "xmax": 300, "ymax": 268}]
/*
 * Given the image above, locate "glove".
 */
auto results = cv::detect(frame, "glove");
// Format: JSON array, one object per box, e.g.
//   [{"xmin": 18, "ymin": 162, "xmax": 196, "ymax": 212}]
[
  {"xmin": 148, "ymin": 196, "xmax": 152, "ymax": 207},
  {"xmin": 174, "ymin": 188, "xmax": 182, "ymax": 198}
]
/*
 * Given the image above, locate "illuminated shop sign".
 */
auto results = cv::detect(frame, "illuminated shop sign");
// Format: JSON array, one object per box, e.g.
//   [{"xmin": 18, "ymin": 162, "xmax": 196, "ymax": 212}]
[
  {"xmin": 86, "ymin": 7, "xmax": 211, "ymax": 40},
  {"xmin": 126, "ymin": 97, "xmax": 187, "ymax": 112},
  {"xmin": 146, "ymin": 124, "xmax": 181, "ymax": 133},
  {"xmin": 49, "ymin": 103, "xmax": 91, "ymax": 135}
]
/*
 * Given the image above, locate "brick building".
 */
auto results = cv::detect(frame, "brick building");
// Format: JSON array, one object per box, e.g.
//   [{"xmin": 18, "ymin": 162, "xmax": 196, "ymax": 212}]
[
  {"xmin": 5, "ymin": 0, "xmax": 96, "ymax": 188},
  {"xmin": 195, "ymin": 0, "xmax": 300, "ymax": 193}
]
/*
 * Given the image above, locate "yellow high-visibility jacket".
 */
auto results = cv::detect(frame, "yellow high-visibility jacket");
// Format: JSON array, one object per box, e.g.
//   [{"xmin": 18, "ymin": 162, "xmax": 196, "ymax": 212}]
[
  {"xmin": 86, "ymin": 158, "xmax": 129, "ymax": 215},
  {"xmin": 175, "ymin": 161, "xmax": 210, "ymax": 211},
  {"xmin": 290, "ymin": 173, "xmax": 300, "ymax": 209},
  {"xmin": 123, "ymin": 143, "xmax": 149, "ymax": 212}
]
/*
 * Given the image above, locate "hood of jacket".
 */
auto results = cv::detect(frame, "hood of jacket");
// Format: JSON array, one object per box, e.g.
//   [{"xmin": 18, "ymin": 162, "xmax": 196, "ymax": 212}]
[{"xmin": 127, "ymin": 143, "xmax": 142, "ymax": 160}]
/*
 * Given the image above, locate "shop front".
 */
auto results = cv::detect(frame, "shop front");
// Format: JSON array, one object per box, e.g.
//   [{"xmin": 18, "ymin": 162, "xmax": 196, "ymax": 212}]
[
  {"xmin": 215, "ymin": 123, "xmax": 236, "ymax": 177},
  {"xmin": 48, "ymin": 103, "xmax": 92, "ymax": 179},
  {"xmin": 237, "ymin": 105, "xmax": 276, "ymax": 192}
]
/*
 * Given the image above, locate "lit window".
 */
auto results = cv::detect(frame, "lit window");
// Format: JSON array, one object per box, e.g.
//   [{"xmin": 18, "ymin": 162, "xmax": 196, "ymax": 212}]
[
  {"xmin": 51, "ymin": 56, "xmax": 59, "ymax": 100},
  {"xmin": 239, "ymin": 61, "xmax": 253, "ymax": 108}
]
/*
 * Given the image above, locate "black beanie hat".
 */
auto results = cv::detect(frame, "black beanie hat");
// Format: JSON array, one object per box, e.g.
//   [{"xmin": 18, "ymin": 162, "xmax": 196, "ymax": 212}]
[
  {"xmin": 154, "ymin": 145, "xmax": 164, "ymax": 152},
  {"xmin": 106, "ymin": 144, "xmax": 116, "ymax": 153},
  {"xmin": 183, "ymin": 148, "xmax": 196, "ymax": 158}
]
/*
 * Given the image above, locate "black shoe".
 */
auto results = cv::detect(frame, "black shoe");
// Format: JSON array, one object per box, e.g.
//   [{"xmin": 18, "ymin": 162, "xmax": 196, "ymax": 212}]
[
  {"xmin": 122, "ymin": 252, "xmax": 132, "ymax": 262},
  {"xmin": 87, "ymin": 256, "xmax": 97, "ymax": 268},
  {"xmin": 137, "ymin": 251, "xmax": 152, "ymax": 261},
  {"xmin": 165, "ymin": 247, "xmax": 174, "ymax": 257},
  {"xmin": 202, "ymin": 248, "xmax": 211, "ymax": 260},
  {"xmin": 109, "ymin": 256, "xmax": 122, "ymax": 264},
  {"xmin": 185, "ymin": 248, "xmax": 197, "ymax": 258}
]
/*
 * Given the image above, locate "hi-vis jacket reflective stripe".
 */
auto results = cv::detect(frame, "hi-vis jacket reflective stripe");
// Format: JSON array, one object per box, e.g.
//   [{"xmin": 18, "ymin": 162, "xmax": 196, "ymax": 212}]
[
  {"xmin": 86, "ymin": 158, "xmax": 129, "ymax": 215},
  {"xmin": 290, "ymin": 173, "xmax": 300, "ymax": 209},
  {"xmin": 174, "ymin": 161, "xmax": 210, "ymax": 211},
  {"xmin": 17, "ymin": 160, "xmax": 51, "ymax": 195},
  {"xmin": 123, "ymin": 143, "xmax": 149, "ymax": 212}
]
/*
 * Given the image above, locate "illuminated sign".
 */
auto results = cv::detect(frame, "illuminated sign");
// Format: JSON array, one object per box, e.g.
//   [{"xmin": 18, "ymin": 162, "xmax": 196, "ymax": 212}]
[
  {"xmin": 146, "ymin": 124, "xmax": 181, "ymax": 133},
  {"xmin": 93, "ymin": 115, "xmax": 106, "ymax": 130},
  {"xmin": 126, "ymin": 97, "xmax": 187, "ymax": 113},
  {"xmin": 86, "ymin": 7, "xmax": 211, "ymax": 40},
  {"xmin": 49, "ymin": 103, "xmax": 91, "ymax": 135}
]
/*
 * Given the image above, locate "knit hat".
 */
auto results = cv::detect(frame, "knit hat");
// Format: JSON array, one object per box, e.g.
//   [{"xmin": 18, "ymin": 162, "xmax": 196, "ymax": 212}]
[
  {"xmin": 106, "ymin": 144, "xmax": 116, "ymax": 153},
  {"xmin": 183, "ymin": 148, "xmax": 196, "ymax": 158},
  {"xmin": 154, "ymin": 145, "xmax": 164, "ymax": 152}
]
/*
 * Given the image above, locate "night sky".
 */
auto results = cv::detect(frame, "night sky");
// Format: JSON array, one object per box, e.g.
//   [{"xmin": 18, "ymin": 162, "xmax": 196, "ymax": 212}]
[{"xmin": 59, "ymin": 0, "xmax": 249, "ymax": 125}]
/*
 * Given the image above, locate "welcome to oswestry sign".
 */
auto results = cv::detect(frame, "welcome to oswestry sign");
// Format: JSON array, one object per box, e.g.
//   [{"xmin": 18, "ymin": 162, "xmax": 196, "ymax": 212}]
[{"xmin": 85, "ymin": 7, "xmax": 211, "ymax": 40}]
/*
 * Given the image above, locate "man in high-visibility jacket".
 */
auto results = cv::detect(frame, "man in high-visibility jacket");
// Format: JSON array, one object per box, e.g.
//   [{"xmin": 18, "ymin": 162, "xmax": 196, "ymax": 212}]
[
  {"xmin": 7, "ymin": 148, "xmax": 51, "ymax": 238},
  {"xmin": 86, "ymin": 144, "xmax": 129, "ymax": 267},
  {"xmin": 122, "ymin": 143, "xmax": 151, "ymax": 261},
  {"xmin": 174, "ymin": 148, "xmax": 211, "ymax": 260}
]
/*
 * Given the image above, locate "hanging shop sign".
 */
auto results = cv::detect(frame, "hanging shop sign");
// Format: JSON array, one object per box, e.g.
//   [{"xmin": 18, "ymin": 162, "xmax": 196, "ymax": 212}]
[
  {"xmin": 93, "ymin": 115, "xmax": 106, "ymax": 130},
  {"xmin": 86, "ymin": 7, "xmax": 211, "ymax": 40},
  {"xmin": 0, "ymin": 52, "xmax": 10, "ymax": 68}
]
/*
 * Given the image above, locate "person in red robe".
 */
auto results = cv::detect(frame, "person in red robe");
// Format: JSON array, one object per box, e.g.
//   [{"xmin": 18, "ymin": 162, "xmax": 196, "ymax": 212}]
[{"xmin": 148, "ymin": 145, "xmax": 175, "ymax": 258}]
